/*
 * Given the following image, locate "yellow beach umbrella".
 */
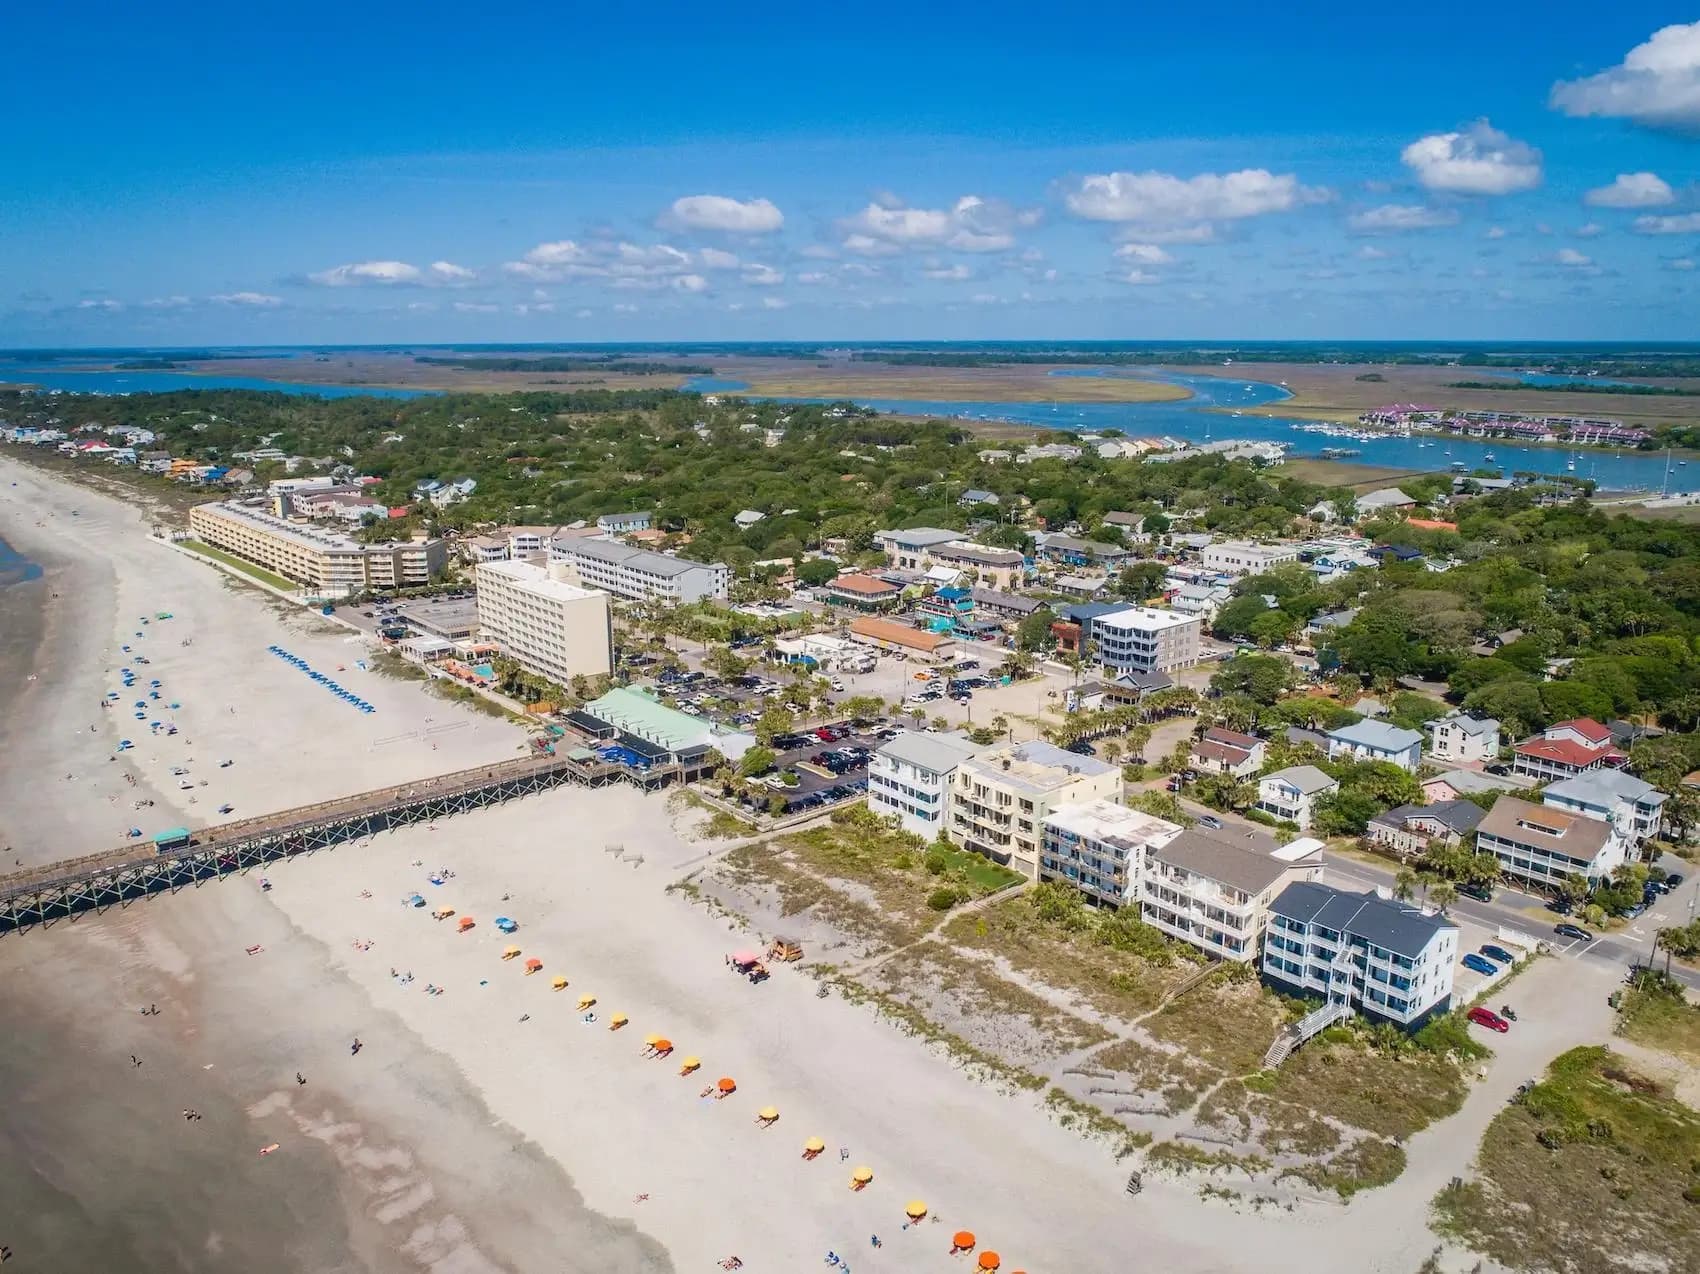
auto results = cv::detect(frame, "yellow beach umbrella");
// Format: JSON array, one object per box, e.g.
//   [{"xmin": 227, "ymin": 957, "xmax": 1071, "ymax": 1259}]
[
  {"xmin": 852, "ymin": 1166, "xmax": 873, "ymax": 1184},
  {"xmin": 804, "ymin": 1137, "xmax": 826, "ymax": 1153},
  {"xmin": 905, "ymin": 1200, "xmax": 928, "ymax": 1220},
  {"xmin": 577, "ymin": 994, "xmax": 596, "ymax": 1010},
  {"xmin": 678, "ymin": 1056, "xmax": 701, "ymax": 1075},
  {"xmin": 757, "ymin": 1106, "xmax": 779, "ymax": 1124},
  {"xmin": 643, "ymin": 1033, "xmax": 662, "ymax": 1047},
  {"xmin": 551, "ymin": 975, "xmax": 568, "ymax": 990},
  {"xmin": 502, "ymin": 945, "xmax": 521, "ymax": 960},
  {"xmin": 610, "ymin": 1013, "xmax": 629, "ymax": 1030}
]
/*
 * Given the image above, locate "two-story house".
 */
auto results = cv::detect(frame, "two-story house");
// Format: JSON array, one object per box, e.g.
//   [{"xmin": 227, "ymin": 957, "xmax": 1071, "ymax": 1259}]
[
  {"xmin": 1325, "ymin": 720, "xmax": 1425, "ymax": 772},
  {"xmin": 1476, "ymin": 794, "xmax": 1630, "ymax": 887},
  {"xmin": 1365, "ymin": 800, "xmax": 1485, "ymax": 856},
  {"xmin": 1254, "ymin": 765, "xmax": 1338, "ymax": 831},
  {"xmin": 1511, "ymin": 718, "xmax": 1627, "ymax": 783},
  {"xmin": 1541, "ymin": 769, "xmax": 1668, "ymax": 845},
  {"xmin": 1191, "ymin": 727, "xmax": 1267, "ymax": 779}
]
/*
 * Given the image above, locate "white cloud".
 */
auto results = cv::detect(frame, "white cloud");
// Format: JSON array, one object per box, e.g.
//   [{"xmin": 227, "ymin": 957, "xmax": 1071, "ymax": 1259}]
[
  {"xmin": 1347, "ymin": 204, "xmax": 1461, "ymax": 233},
  {"xmin": 796, "ymin": 271, "xmax": 831, "ymax": 285},
  {"xmin": 505, "ymin": 239, "xmax": 731, "ymax": 287},
  {"xmin": 141, "ymin": 295, "xmax": 192, "ymax": 309},
  {"xmin": 761, "ymin": 296, "xmax": 788, "ymax": 310},
  {"xmin": 672, "ymin": 274, "xmax": 709, "ymax": 293},
  {"xmin": 612, "ymin": 302, "xmax": 639, "ymax": 313},
  {"xmin": 664, "ymin": 194, "xmax": 783, "ymax": 233},
  {"xmin": 1633, "ymin": 212, "xmax": 1700, "ymax": 234},
  {"xmin": 1064, "ymin": 169, "xmax": 1328, "ymax": 224},
  {"xmin": 1484, "ymin": 225, "xmax": 1507, "ymax": 239},
  {"xmin": 453, "ymin": 301, "xmax": 499, "ymax": 313},
  {"xmin": 838, "ymin": 194, "xmax": 1033, "ymax": 254},
  {"xmin": 1555, "ymin": 247, "xmax": 1593, "ymax": 267},
  {"xmin": 922, "ymin": 264, "xmax": 973, "ymax": 280},
  {"xmin": 1114, "ymin": 242, "xmax": 1174, "ymax": 265},
  {"xmin": 741, "ymin": 264, "xmax": 784, "ymax": 286},
  {"xmin": 212, "ymin": 292, "xmax": 281, "ymax": 307},
  {"xmin": 969, "ymin": 293, "xmax": 1001, "ymax": 305},
  {"xmin": 1551, "ymin": 23, "xmax": 1700, "ymax": 131},
  {"xmin": 407, "ymin": 301, "xmax": 437, "ymax": 312},
  {"xmin": 575, "ymin": 308, "xmax": 593, "ymax": 318},
  {"xmin": 1122, "ymin": 223, "xmax": 1217, "ymax": 245},
  {"xmin": 1356, "ymin": 245, "xmax": 1390, "ymax": 260},
  {"xmin": 1120, "ymin": 269, "xmax": 1160, "ymax": 285},
  {"xmin": 698, "ymin": 247, "xmax": 741, "ymax": 270},
  {"xmin": 430, "ymin": 260, "xmax": 476, "ymax": 283},
  {"xmin": 1575, "ymin": 222, "xmax": 1604, "ymax": 238},
  {"xmin": 798, "ymin": 244, "xmax": 838, "ymax": 260},
  {"xmin": 1583, "ymin": 172, "xmax": 1675, "ymax": 208},
  {"xmin": 309, "ymin": 260, "xmax": 422, "ymax": 287},
  {"xmin": 1400, "ymin": 120, "xmax": 1542, "ymax": 195},
  {"xmin": 76, "ymin": 298, "xmax": 123, "ymax": 311},
  {"xmin": 1667, "ymin": 257, "xmax": 1696, "ymax": 271}
]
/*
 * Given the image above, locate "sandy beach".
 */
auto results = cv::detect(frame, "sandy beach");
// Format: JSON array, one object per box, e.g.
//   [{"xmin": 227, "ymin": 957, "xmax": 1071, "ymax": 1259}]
[{"xmin": 0, "ymin": 456, "xmax": 1503, "ymax": 1274}]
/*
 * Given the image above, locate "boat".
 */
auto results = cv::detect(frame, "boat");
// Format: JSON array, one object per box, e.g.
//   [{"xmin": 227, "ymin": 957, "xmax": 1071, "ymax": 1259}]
[
  {"xmin": 1450, "ymin": 461, "xmax": 1467, "ymax": 472},
  {"xmin": 1320, "ymin": 446, "xmax": 1362, "ymax": 458},
  {"xmin": 1484, "ymin": 450, "xmax": 1497, "ymax": 461}
]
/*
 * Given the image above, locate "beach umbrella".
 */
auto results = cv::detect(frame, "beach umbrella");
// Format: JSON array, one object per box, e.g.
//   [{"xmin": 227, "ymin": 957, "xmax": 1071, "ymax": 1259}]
[
  {"xmin": 851, "ymin": 1166, "xmax": 873, "ymax": 1189},
  {"xmin": 551, "ymin": 975, "xmax": 568, "ymax": 990},
  {"xmin": 524, "ymin": 958, "xmax": 542, "ymax": 973},
  {"xmin": 717, "ymin": 1077, "xmax": 736, "ymax": 1094},
  {"xmin": 952, "ymin": 1232, "xmax": 976, "ymax": 1253},
  {"xmin": 578, "ymin": 994, "xmax": 596, "ymax": 1009},
  {"xmin": 502, "ymin": 946, "xmax": 521, "ymax": 960},
  {"xmin": 977, "ymin": 1254, "xmax": 1000, "ymax": 1271},
  {"xmin": 652, "ymin": 1039, "xmax": 672, "ymax": 1056},
  {"xmin": 905, "ymin": 1201, "xmax": 928, "ymax": 1220},
  {"xmin": 643, "ymin": 1033, "xmax": 662, "ymax": 1047},
  {"xmin": 679, "ymin": 1056, "xmax": 701, "ymax": 1075},
  {"xmin": 756, "ymin": 1106, "xmax": 779, "ymax": 1125},
  {"xmin": 803, "ymin": 1137, "xmax": 825, "ymax": 1155},
  {"xmin": 609, "ymin": 1013, "xmax": 628, "ymax": 1030},
  {"xmin": 731, "ymin": 950, "xmax": 759, "ymax": 966}
]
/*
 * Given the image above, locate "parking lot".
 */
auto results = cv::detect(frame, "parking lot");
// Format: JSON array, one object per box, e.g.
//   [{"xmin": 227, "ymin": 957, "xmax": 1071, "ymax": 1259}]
[
  {"xmin": 333, "ymin": 593, "xmax": 480, "ymax": 641},
  {"xmin": 720, "ymin": 720, "xmax": 895, "ymax": 817}
]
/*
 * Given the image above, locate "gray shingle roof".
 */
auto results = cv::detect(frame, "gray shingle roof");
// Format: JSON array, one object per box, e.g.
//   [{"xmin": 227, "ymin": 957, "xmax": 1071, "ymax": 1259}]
[
  {"xmin": 1327, "ymin": 720, "xmax": 1425, "ymax": 753},
  {"xmin": 1262, "ymin": 765, "xmax": 1336, "ymax": 795},
  {"xmin": 1369, "ymin": 800, "xmax": 1484, "ymax": 836},
  {"xmin": 1271, "ymin": 882, "xmax": 1454, "ymax": 958},
  {"xmin": 1150, "ymin": 829, "xmax": 1289, "ymax": 894}
]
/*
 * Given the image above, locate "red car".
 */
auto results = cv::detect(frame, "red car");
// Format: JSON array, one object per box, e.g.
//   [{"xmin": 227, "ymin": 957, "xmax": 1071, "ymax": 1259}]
[{"xmin": 1467, "ymin": 1006, "xmax": 1510, "ymax": 1033}]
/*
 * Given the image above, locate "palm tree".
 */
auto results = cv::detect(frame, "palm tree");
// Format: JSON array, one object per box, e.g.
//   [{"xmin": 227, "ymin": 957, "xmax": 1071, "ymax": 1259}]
[
  {"xmin": 1429, "ymin": 881, "xmax": 1459, "ymax": 912},
  {"xmin": 991, "ymin": 714, "xmax": 1010, "ymax": 741},
  {"xmin": 1394, "ymin": 868, "xmax": 1418, "ymax": 902}
]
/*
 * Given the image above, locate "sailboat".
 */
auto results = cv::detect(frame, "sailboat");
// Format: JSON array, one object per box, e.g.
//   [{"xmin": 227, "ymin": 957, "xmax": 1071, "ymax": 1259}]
[{"xmin": 1566, "ymin": 453, "xmax": 1576, "ymax": 472}]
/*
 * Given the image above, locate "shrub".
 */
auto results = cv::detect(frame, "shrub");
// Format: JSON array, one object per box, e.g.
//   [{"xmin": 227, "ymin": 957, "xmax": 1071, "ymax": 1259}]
[{"xmin": 927, "ymin": 886, "xmax": 967, "ymax": 912}]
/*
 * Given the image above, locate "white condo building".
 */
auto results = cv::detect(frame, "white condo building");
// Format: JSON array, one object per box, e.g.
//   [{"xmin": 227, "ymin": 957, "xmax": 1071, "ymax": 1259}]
[
  {"xmin": 1039, "ymin": 799, "xmax": 1183, "ymax": 907},
  {"xmin": 187, "ymin": 499, "xmax": 445, "ymax": 595},
  {"xmin": 473, "ymin": 559, "xmax": 613, "ymax": 686},
  {"xmin": 948, "ymin": 741, "xmax": 1123, "ymax": 880},
  {"xmin": 1093, "ymin": 606, "xmax": 1201, "ymax": 676},
  {"xmin": 554, "ymin": 538, "xmax": 729, "ymax": 603},
  {"xmin": 868, "ymin": 731, "xmax": 988, "ymax": 838},
  {"xmin": 1140, "ymin": 829, "xmax": 1321, "ymax": 963}
]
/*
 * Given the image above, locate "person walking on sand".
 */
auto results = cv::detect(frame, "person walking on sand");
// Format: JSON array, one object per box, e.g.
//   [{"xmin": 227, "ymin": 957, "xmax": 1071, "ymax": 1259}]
[
  {"xmin": 130, "ymin": 1055, "xmax": 142, "ymax": 1067},
  {"xmin": 351, "ymin": 1038, "xmax": 362, "ymax": 1055},
  {"xmin": 296, "ymin": 1072, "xmax": 306, "ymax": 1086}
]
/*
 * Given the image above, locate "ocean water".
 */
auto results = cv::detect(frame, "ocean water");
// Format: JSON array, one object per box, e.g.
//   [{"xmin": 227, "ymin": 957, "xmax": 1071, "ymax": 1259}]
[
  {"xmin": 683, "ymin": 370, "xmax": 1692, "ymax": 492},
  {"xmin": 0, "ymin": 532, "xmax": 44, "ymax": 586}
]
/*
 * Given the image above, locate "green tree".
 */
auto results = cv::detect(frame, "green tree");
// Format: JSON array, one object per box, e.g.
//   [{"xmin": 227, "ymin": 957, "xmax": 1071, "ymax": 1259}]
[
  {"xmin": 795, "ymin": 558, "xmax": 840, "ymax": 588},
  {"xmin": 738, "ymin": 745, "xmax": 777, "ymax": 777},
  {"xmin": 1210, "ymin": 653, "xmax": 1295, "ymax": 706},
  {"xmin": 1015, "ymin": 608, "xmax": 1057, "ymax": 653},
  {"xmin": 753, "ymin": 706, "xmax": 795, "ymax": 744}
]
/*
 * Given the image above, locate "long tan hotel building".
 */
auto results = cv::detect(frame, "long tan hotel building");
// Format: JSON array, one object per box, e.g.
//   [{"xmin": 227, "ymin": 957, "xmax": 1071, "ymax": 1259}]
[{"xmin": 188, "ymin": 499, "xmax": 446, "ymax": 593}]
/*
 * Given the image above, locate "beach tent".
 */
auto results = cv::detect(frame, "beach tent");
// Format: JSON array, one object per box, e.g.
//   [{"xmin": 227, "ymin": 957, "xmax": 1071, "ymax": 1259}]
[{"xmin": 407, "ymin": 893, "xmax": 425, "ymax": 907}]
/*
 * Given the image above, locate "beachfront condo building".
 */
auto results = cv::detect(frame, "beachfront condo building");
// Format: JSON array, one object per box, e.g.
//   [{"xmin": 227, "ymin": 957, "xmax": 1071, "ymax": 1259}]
[
  {"xmin": 947, "ymin": 740, "xmax": 1123, "ymax": 880},
  {"xmin": 1039, "ymin": 798, "xmax": 1184, "ymax": 907},
  {"xmin": 1262, "ymin": 882, "xmax": 1457, "ymax": 1029},
  {"xmin": 552, "ymin": 538, "xmax": 728, "ymax": 604},
  {"xmin": 868, "ymin": 730, "xmax": 989, "ymax": 838},
  {"xmin": 1091, "ymin": 605, "xmax": 1201, "ymax": 676},
  {"xmin": 473, "ymin": 559, "xmax": 613, "ymax": 687},
  {"xmin": 188, "ymin": 499, "xmax": 445, "ymax": 594},
  {"xmin": 1140, "ymin": 828, "xmax": 1320, "ymax": 963}
]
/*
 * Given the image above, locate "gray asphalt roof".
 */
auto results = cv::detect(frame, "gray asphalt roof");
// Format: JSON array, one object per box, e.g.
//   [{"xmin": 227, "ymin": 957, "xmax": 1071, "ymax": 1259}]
[
  {"xmin": 1262, "ymin": 765, "xmax": 1336, "ymax": 795},
  {"xmin": 876, "ymin": 730, "xmax": 988, "ymax": 775},
  {"xmin": 1149, "ymin": 829, "xmax": 1289, "ymax": 894}
]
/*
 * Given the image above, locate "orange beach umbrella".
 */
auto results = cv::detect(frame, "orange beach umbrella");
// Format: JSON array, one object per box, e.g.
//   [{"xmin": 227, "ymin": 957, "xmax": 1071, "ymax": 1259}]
[
  {"xmin": 952, "ymin": 1232, "xmax": 976, "ymax": 1252},
  {"xmin": 717, "ymin": 1076, "xmax": 737, "ymax": 1093},
  {"xmin": 457, "ymin": 916, "xmax": 475, "ymax": 932},
  {"xmin": 978, "ymin": 1253, "xmax": 1001, "ymax": 1271},
  {"xmin": 653, "ymin": 1039, "xmax": 673, "ymax": 1055},
  {"xmin": 523, "ymin": 957, "xmax": 542, "ymax": 973}
]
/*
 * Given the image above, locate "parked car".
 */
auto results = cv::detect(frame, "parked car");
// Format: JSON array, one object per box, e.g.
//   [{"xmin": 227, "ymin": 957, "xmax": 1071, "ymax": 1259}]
[
  {"xmin": 1462, "ymin": 953, "xmax": 1500, "ymax": 977},
  {"xmin": 1554, "ymin": 923, "xmax": 1595, "ymax": 943},
  {"xmin": 1198, "ymin": 814, "xmax": 1223, "ymax": 830},
  {"xmin": 1480, "ymin": 944, "xmax": 1516, "ymax": 965},
  {"xmin": 1467, "ymin": 1007, "xmax": 1510, "ymax": 1033},
  {"xmin": 1459, "ymin": 882, "xmax": 1494, "ymax": 903},
  {"xmin": 1666, "ymin": 873, "xmax": 1685, "ymax": 890}
]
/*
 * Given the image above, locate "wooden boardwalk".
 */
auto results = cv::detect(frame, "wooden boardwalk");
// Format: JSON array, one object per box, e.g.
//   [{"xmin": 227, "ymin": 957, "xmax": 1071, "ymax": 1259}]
[{"xmin": 0, "ymin": 749, "xmax": 680, "ymax": 932}]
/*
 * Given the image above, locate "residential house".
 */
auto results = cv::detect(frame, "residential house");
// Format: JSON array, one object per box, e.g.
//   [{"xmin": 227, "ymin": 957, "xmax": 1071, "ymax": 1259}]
[
  {"xmin": 1095, "ymin": 668, "xmax": 1175, "ymax": 707},
  {"xmin": 733, "ymin": 509, "xmax": 766, "ymax": 530},
  {"xmin": 925, "ymin": 541, "xmax": 1028, "ymax": 590},
  {"xmin": 596, "ymin": 510, "xmax": 652, "ymax": 535},
  {"xmin": 1169, "ymin": 582, "xmax": 1234, "ymax": 622},
  {"xmin": 823, "ymin": 573, "xmax": 905, "ymax": 612},
  {"xmin": 1325, "ymin": 720, "xmax": 1425, "ymax": 772},
  {"xmin": 1040, "ymin": 799, "xmax": 1184, "ymax": 908},
  {"xmin": 1368, "ymin": 544, "xmax": 1423, "ymax": 565},
  {"xmin": 916, "ymin": 586, "xmax": 974, "ymax": 626},
  {"xmin": 1102, "ymin": 511, "xmax": 1146, "ymax": 538},
  {"xmin": 1262, "ymin": 883, "xmax": 1457, "ymax": 1028},
  {"xmin": 1017, "ymin": 443, "xmax": 1083, "ymax": 463},
  {"xmin": 1200, "ymin": 541, "xmax": 1301, "ymax": 577},
  {"xmin": 554, "ymin": 539, "xmax": 729, "ymax": 603},
  {"xmin": 1542, "ymin": 769, "xmax": 1668, "ymax": 845},
  {"xmin": 1355, "ymin": 487, "xmax": 1417, "ymax": 517},
  {"xmin": 1192, "ymin": 727, "xmax": 1266, "ymax": 778},
  {"xmin": 463, "ymin": 535, "xmax": 511, "ymax": 563},
  {"xmin": 957, "ymin": 488, "xmax": 1000, "ymax": 509},
  {"xmin": 948, "ymin": 740, "xmax": 1123, "ymax": 879},
  {"xmin": 976, "ymin": 449, "xmax": 1012, "ymax": 464},
  {"xmin": 1512, "ymin": 718, "xmax": 1626, "ymax": 782},
  {"xmin": 1141, "ymin": 828, "xmax": 1320, "ymax": 963},
  {"xmin": 429, "ymin": 477, "xmax": 476, "ymax": 508},
  {"xmin": 1365, "ymin": 801, "xmax": 1485, "ymax": 856},
  {"xmin": 1255, "ymin": 765, "xmax": 1338, "ymax": 831},
  {"xmin": 1427, "ymin": 712, "xmax": 1502, "ymax": 764},
  {"xmin": 1476, "ymin": 795, "xmax": 1630, "ymax": 886},
  {"xmin": 868, "ymin": 730, "xmax": 989, "ymax": 839},
  {"xmin": 1421, "ymin": 769, "xmax": 1536, "ymax": 804},
  {"xmin": 1036, "ymin": 534, "xmax": 1133, "ymax": 569},
  {"xmin": 969, "ymin": 588, "xmax": 1044, "ymax": 625}
]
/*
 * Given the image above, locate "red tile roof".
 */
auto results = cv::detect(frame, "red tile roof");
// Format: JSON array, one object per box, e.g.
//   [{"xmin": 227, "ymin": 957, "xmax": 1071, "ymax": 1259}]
[
  {"xmin": 830, "ymin": 574, "xmax": 901, "ymax": 595},
  {"xmin": 1513, "ymin": 737, "xmax": 1623, "ymax": 769}
]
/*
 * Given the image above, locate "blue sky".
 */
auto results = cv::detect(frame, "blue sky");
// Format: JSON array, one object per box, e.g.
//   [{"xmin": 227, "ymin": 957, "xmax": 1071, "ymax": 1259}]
[{"xmin": 6, "ymin": 2, "xmax": 1700, "ymax": 344}]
